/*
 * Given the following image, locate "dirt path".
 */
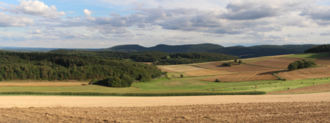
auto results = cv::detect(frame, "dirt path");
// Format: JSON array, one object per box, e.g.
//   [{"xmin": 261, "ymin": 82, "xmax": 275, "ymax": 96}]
[
  {"xmin": 0, "ymin": 82, "xmax": 87, "ymax": 86},
  {"xmin": 1, "ymin": 92, "xmax": 330, "ymax": 108}
]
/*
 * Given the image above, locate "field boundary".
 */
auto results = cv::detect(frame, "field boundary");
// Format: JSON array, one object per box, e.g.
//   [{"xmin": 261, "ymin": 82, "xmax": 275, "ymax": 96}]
[{"xmin": 0, "ymin": 91, "xmax": 266, "ymax": 96}]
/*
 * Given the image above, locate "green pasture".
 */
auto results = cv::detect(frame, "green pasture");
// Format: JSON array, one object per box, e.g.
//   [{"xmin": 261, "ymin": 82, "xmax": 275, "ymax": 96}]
[
  {"xmin": 213, "ymin": 78, "xmax": 330, "ymax": 93},
  {"xmin": 1, "ymin": 76, "xmax": 329, "ymax": 94},
  {"xmin": 285, "ymin": 52, "xmax": 330, "ymax": 59}
]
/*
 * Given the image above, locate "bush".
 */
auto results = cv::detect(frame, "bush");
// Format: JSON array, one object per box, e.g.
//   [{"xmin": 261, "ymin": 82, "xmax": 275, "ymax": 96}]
[
  {"xmin": 215, "ymin": 79, "xmax": 220, "ymax": 82},
  {"xmin": 222, "ymin": 63, "xmax": 231, "ymax": 66},
  {"xmin": 180, "ymin": 74, "xmax": 183, "ymax": 78},
  {"xmin": 288, "ymin": 60, "xmax": 316, "ymax": 70}
]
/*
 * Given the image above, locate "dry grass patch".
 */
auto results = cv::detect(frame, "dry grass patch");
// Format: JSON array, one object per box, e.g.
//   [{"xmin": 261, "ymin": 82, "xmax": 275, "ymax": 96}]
[
  {"xmin": 279, "ymin": 66, "xmax": 330, "ymax": 80},
  {"xmin": 0, "ymin": 82, "xmax": 88, "ymax": 87},
  {"xmin": 203, "ymin": 72, "xmax": 278, "ymax": 82},
  {"xmin": 185, "ymin": 69, "xmax": 234, "ymax": 76},
  {"xmin": 158, "ymin": 65, "xmax": 204, "ymax": 72}
]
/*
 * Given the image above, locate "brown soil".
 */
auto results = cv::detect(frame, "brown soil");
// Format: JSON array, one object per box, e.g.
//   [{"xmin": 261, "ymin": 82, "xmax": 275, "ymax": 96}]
[
  {"xmin": 249, "ymin": 57, "xmax": 302, "ymax": 68},
  {"xmin": 0, "ymin": 82, "xmax": 88, "ymax": 86},
  {"xmin": 203, "ymin": 72, "xmax": 279, "ymax": 82},
  {"xmin": 158, "ymin": 65, "xmax": 203, "ymax": 72},
  {"xmin": 279, "ymin": 66, "xmax": 330, "ymax": 80},
  {"xmin": 269, "ymin": 83, "xmax": 330, "ymax": 94},
  {"xmin": 158, "ymin": 67, "xmax": 175, "ymax": 72},
  {"xmin": 196, "ymin": 64, "xmax": 283, "ymax": 73},
  {"xmin": 1, "ymin": 102, "xmax": 330, "ymax": 123}
]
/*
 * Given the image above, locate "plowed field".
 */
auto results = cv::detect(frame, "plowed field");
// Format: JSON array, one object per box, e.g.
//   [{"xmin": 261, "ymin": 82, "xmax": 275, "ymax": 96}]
[
  {"xmin": 1, "ymin": 102, "xmax": 330, "ymax": 123},
  {"xmin": 279, "ymin": 66, "xmax": 330, "ymax": 80},
  {"xmin": 185, "ymin": 69, "xmax": 234, "ymax": 76},
  {"xmin": 249, "ymin": 57, "xmax": 302, "ymax": 68},
  {"xmin": 203, "ymin": 72, "xmax": 279, "ymax": 82}
]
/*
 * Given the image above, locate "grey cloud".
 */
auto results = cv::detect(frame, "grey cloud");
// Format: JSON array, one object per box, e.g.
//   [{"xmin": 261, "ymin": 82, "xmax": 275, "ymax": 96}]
[
  {"xmin": 300, "ymin": 4, "xmax": 330, "ymax": 20},
  {"xmin": 320, "ymin": 31, "xmax": 330, "ymax": 36}
]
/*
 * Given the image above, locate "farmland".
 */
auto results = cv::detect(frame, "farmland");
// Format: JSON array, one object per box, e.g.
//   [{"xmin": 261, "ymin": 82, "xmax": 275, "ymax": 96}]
[{"xmin": 1, "ymin": 52, "xmax": 330, "ymax": 122}]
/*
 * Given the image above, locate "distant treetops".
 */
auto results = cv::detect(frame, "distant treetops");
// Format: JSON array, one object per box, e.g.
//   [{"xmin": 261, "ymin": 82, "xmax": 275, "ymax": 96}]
[{"xmin": 304, "ymin": 44, "xmax": 330, "ymax": 53}]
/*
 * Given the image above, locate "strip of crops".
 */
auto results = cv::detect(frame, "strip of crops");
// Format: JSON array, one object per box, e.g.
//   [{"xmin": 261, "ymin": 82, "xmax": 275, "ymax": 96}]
[{"xmin": 0, "ymin": 91, "xmax": 265, "ymax": 96}]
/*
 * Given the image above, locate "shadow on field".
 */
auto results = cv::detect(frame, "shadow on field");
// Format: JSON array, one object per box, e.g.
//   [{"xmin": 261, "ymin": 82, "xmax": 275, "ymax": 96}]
[{"xmin": 258, "ymin": 70, "xmax": 288, "ymax": 75}]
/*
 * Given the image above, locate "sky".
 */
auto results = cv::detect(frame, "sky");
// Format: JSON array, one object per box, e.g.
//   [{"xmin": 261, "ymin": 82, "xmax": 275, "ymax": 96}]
[{"xmin": 0, "ymin": 0, "xmax": 330, "ymax": 48}]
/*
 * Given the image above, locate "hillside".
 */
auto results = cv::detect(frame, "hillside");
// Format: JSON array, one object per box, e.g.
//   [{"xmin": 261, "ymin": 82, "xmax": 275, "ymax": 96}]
[
  {"xmin": 304, "ymin": 44, "xmax": 330, "ymax": 53},
  {"xmin": 0, "ymin": 51, "xmax": 162, "ymax": 82},
  {"xmin": 106, "ymin": 44, "xmax": 318, "ymax": 58}
]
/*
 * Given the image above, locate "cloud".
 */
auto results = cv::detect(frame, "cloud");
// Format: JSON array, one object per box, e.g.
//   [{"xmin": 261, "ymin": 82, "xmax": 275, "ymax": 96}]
[
  {"xmin": 6, "ymin": 0, "xmax": 65, "ymax": 18},
  {"xmin": 300, "ymin": 4, "xmax": 330, "ymax": 20},
  {"xmin": 0, "ymin": 12, "xmax": 34, "ymax": 27},
  {"xmin": 27, "ymin": 29, "xmax": 42, "ymax": 34},
  {"xmin": 67, "ymin": 11, "xmax": 75, "ymax": 14},
  {"xmin": 84, "ymin": 9, "xmax": 93, "ymax": 16},
  {"xmin": 320, "ymin": 31, "xmax": 330, "ymax": 36}
]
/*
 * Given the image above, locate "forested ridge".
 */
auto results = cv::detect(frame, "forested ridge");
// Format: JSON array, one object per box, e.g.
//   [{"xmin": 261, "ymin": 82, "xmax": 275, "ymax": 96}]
[
  {"xmin": 304, "ymin": 44, "xmax": 330, "ymax": 53},
  {"xmin": 50, "ymin": 50, "xmax": 239, "ymax": 65},
  {"xmin": 0, "ymin": 51, "xmax": 162, "ymax": 83}
]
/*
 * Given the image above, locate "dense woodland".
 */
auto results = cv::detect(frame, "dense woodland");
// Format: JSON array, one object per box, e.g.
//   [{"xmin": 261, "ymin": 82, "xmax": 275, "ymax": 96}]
[
  {"xmin": 0, "ymin": 51, "xmax": 162, "ymax": 87},
  {"xmin": 50, "ymin": 50, "xmax": 238, "ymax": 65},
  {"xmin": 304, "ymin": 44, "xmax": 330, "ymax": 53}
]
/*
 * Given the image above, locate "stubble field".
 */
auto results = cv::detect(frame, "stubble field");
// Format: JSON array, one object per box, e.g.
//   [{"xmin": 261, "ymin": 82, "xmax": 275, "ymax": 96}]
[{"xmin": 1, "ymin": 102, "xmax": 330, "ymax": 123}]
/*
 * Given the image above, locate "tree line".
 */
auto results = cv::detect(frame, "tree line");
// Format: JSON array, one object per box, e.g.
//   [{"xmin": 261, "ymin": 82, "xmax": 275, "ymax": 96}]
[
  {"xmin": 0, "ymin": 51, "xmax": 162, "ymax": 87},
  {"xmin": 50, "ymin": 50, "xmax": 238, "ymax": 65}
]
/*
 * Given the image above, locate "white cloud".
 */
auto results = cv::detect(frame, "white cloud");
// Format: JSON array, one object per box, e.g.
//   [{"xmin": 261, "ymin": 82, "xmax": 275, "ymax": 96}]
[
  {"xmin": 6, "ymin": 0, "xmax": 65, "ymax": 18},
  {"xmin": 0, "ymin": 12, "xmax": 34, "ymax": 27},
  {"xmin": 84, "ymin": 9, "xmax": 93, "ymax": 16}
]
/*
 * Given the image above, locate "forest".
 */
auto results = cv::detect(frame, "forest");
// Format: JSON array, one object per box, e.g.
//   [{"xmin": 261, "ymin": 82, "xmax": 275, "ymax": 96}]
[
  {"xmin": 304, "ymin": 44, "xmax": 330, "ymax": 53},
  {"xmin": 50, "ymin": 50, "xmax": 238, "ymax": 65},
  {"xmin": 0, "ymin": 51, "xmax": 162, "ymax": 87}
]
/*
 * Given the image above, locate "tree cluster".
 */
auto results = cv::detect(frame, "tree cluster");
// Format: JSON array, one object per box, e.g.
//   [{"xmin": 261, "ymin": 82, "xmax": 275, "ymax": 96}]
[
  {"xmin": 0, "ymin": 51, "xmax": 162, "ymax": 85},
  {"xmin": 288, "ymin": 60, "xmax": 317, "ymax": 70}
]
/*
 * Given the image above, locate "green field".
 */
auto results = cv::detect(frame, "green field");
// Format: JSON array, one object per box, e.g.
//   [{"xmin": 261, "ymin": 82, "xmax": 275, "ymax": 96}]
[
  {"xmin": 285, "ymin": 52, "xmax": 330, "ymax": 59},
  {"xmin": 0, "ymin": 76, "xmax": 329, "ymax": 94}
]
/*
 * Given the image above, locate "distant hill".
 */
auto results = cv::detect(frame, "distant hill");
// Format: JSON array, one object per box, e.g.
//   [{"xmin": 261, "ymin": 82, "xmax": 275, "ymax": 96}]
[
  {"xmin": 106, "ymin": 43, "xmax": 224, "ymax": 53},
  {"xmin": 106, "ymin": 44, "xmax": 318, "ymax": 58},
  {"xmin": 304, "ymin": 44, "xmax": 330, "ymax": 53}
]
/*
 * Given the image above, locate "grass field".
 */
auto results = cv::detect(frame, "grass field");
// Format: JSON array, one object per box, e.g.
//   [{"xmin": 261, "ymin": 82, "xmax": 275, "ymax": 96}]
[{"xmin": 285, "ymin": 52, "xmax": 330, "ymax": 59}]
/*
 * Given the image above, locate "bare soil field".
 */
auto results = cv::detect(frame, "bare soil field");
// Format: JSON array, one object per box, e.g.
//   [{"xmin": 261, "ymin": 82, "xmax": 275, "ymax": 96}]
[
  {"xmin": 279, "ymin": 66, "xmax": 330, "ymax": 80},
  {"xmin": 1, "ymin": 102, "xmax": 330, "ymax": 123},
  {"xmin": 203, "ymin": 72, "xmax": 279, "ymax": 82},
  {"xmin": 158, "ymin": 65, "xmax": 204, "ymax": 72},
  {"xmin": 249, "ymin": 57, "xmax": 302, "ymax": 68},
  {"xmin": 0, "ymin": 82, "xmax": 87, "ymax": 87},
  {"xmin": 269, "ymin": 83, "xmax": 330, "ymax": 94},
  {"xmin": 184, "ymin": 69, "xmax": 234, "ymax": 76}
]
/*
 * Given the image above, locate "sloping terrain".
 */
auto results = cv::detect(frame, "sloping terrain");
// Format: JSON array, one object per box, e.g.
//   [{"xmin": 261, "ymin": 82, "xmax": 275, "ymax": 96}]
[{"xmin": 279, "ymin": 66, "xmax": 330, "ymax": 80}]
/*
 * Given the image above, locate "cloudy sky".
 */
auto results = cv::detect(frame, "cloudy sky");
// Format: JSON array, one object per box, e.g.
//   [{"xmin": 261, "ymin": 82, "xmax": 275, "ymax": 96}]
[{"xmin": 0, "ymin": 0, "xmax": 330, "ymax": 48}]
